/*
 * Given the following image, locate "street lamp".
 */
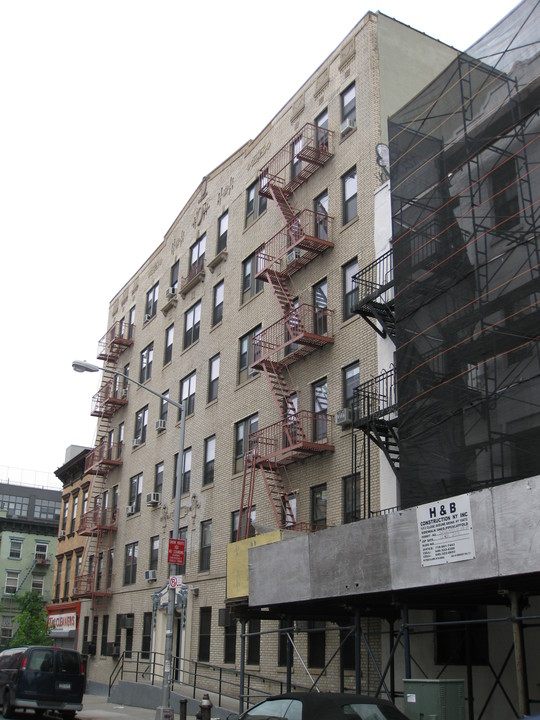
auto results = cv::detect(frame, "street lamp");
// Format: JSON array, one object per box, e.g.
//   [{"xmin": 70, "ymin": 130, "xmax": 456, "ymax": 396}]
[{"xmin": 73, "ymin": 360, "xmax": 184, "ymax": 719}]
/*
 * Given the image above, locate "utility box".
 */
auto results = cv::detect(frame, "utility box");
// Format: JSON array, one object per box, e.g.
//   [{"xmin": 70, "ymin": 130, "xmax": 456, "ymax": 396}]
[{"xmin": 403, "ymin": 679, "xmax": 465, "ymax": 720}]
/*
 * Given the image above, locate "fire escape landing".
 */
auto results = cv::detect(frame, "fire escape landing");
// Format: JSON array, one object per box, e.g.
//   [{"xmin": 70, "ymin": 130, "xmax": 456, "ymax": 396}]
[{"xmin": 238, "ymin": 123, "xmax": 335, "ymax": 539}]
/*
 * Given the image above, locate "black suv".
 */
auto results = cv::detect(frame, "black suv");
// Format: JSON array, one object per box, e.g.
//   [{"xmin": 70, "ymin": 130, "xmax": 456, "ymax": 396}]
[{"xmin": 0, "ymin": 645, "xmax": 85, "ymax": 719}]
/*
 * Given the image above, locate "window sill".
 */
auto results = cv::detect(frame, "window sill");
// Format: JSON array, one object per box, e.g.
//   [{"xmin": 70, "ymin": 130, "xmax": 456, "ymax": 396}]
[
  {"xmin": 340, "ymin": 216, "xmax": 358, "ymax": 233},
  {"xmin": 207, "ymin": 249, "xmax": 228, "ymax": 272}
]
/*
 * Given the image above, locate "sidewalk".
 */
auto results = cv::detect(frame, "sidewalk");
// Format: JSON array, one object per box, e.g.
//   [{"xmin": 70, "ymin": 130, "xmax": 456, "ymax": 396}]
[{"xmin": 79, "ymin": 691, "xmax": 236, "ymax": 720}]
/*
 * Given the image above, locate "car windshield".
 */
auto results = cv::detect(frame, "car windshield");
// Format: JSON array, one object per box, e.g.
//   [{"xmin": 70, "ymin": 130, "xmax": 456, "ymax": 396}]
[{"xmin": 244, "ymin": 698, "xmax": 302, "ymax": 719}]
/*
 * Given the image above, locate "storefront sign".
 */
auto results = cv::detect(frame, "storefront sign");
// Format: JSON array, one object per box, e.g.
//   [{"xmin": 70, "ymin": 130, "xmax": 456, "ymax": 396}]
[{"xmin": 47, "ymin": 612, "xmax": 77, "ymax": 633}]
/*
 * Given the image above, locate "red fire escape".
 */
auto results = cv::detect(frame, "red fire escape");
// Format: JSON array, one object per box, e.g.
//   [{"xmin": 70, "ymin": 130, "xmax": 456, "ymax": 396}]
[
  {"xmin": 73, "ymin": 321, "xmax": 132, "ymax": 605},
  {"xmin": 238, "ymin": 123, "xmax": 336, "ymax": 538}
]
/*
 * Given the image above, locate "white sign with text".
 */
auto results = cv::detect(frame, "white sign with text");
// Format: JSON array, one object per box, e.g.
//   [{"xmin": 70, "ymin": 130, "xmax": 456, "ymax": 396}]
[{"xmin": 416, "ymin": 494, "xmax": 475, "ymax": 567}]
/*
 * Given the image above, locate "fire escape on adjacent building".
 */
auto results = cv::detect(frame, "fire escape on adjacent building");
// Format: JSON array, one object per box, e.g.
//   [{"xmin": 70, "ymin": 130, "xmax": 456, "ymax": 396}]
[
  {"xmin": 72, "ymin": 321, "xmax": 132, "ymax": 606},
  {"xmin": 238, "ymin": 122, "xmax": 336, "ymax": 538}
]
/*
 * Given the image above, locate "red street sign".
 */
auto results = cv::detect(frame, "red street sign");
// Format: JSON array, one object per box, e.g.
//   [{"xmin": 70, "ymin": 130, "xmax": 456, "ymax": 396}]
[{"xmin": 168, "ymin": 538, "xmax": 186, "ymax": 565}]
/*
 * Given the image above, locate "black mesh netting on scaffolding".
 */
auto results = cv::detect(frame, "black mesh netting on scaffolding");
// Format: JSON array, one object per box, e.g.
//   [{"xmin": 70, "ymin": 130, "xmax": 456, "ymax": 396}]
[{"xmin": 388, "ymin": 0, "xmax": 540, "ymax": 508}]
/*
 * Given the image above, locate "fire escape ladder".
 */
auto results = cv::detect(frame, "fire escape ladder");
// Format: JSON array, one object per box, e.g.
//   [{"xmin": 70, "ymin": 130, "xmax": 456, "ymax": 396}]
[
  {"xmin": 268, "ymin": 184, "xmax": 298, "ymax": 226},
  {"xmin": 238, "ymin": 452, "xmax": 258, "ymax": 541},
  {"xmin": 352, "ymin": 249, "xmax": 396, "ymax": 341},
  {"xmin": 260, "ymin": 361, "xmax": 303, "ymax": 431},
  {"xmin": 264, "ymin": 269, "xmax": 298, "ymax": 317},
  {"xmin": 259, "ymin": 460, "xmax": 296, "ymax": 529}
]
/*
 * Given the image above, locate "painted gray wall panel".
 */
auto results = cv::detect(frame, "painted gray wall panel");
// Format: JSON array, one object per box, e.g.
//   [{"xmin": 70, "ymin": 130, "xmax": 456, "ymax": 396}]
[{"xmin": 248, "ymin": 477, "xmax": 540, "ymax": 608}]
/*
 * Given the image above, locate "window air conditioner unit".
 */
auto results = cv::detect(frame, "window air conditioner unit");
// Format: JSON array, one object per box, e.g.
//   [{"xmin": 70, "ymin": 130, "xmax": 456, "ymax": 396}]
[
  {"xmin": 126, "ymin": 504, "xmax": 136, "ymax": 516},
  {"xmin": 146, "ymin": 492, "xmax": 161, "ymax": 507},
  {"xmin": 105, "ymin": 642, "xmax": 119, "ymax": 657},
  {"xmin": 145, "ymin": 569, "xmax": 157, "ymax": 582},
  {"xmin": 166, "ymin": 287, "xmax": 177, "ymax": 299},
  {"xmin": 122, "ymin": 616, "xmax": 134, "ymax": 629},
  {"xmin": 335, "ymin": 407, "xmax": 353, "ymax": 427},
  {"xmin": 132, "ymin": 438, "xmax": 141, "ymax": 448},
  {"xmin": 155, "ymin": 419, "xmax": 167, "ymax": 432},
  {"xmin": 286, "ymin": 249, "xmax": 300, "ymax": 265},
  {"xmin": 121, "ymin": 388, "xmax": 128, "ymax": 399},
  {"xmin": 340, "ymin": 118, "xmax": 356, "ymax": 136},
  {"xmin": 59, "ymin": 530, "xmax": 66, "ymax": 538},
  {"xmin": 144, "ymin": 313, "xmax": 152, "ymax": 323}
]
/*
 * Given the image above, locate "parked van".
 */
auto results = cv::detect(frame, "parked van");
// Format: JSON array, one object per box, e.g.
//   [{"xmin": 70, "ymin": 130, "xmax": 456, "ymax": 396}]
[{"xmin": 0, "ymin": 645, "xmax": 85, "ymax": 719}]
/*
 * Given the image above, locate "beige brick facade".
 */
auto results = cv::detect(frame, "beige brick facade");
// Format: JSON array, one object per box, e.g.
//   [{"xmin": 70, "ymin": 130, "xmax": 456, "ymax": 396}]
[{"xmin": 75, "ymin": 12, "xmax": 457, "ymax": 694}]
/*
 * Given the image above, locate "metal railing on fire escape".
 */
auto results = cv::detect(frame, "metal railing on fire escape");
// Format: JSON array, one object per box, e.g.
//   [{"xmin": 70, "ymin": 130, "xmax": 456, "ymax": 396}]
[{"xmin": 237, "ymin": 123, "xmax": 336, "ymax": 538}]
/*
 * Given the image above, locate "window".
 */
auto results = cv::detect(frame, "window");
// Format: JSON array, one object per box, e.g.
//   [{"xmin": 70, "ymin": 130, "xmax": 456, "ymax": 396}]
[
  {"xmin": 140, "ymin": 343, "xmax": 153, "ymax": 383},
  {"xmin": 129, "ymin": 473, "xmax": 143, "ymax": 513},
  {"xmin": 149, "ymin": 536, "xmax": 159, "ymax": 572},
  {"xmin": 217, "ymin": 211, "xmax": 228, "ymax": 253},
  {"xmin": 203, "ymin": 436, "xmax": 216, "ymax": 486},
  {"xmin": 5, "ymin": 571, "xmax": 19, "ymax": 595},
  {"xmin": 35, "ymin": 498, "xmax": 61, "ymax": 520},
  {"xmin": 224, "ymin": 618, "xmax": 236, "ymax": 664},
  {"xmin": 343, "ymin": 259, "xmax": 359, "ymax": 319},
  {"xmin": 284, "ymin": 299, "xmax": 300, "ymax": 357},
  {"xmin": 212, "ymin": 281, "xmax": 224, "ymax": 326},
  {"xmin": 63, "ymin": 556, "xmax": 71, "ymax": 598},
  {"xmin": 245, "ymin": 179, "xmax": 267, "ymax": 225},
  {"xmin": 35, "ymin": 542, "xmax": 48, "ymax": 563},
  {"xmin": 198, "ymin": 607, "xmax": 212, "ymax": 662},
  {"xmin": 313, "ymin": 279, "xmax": 328, "ymax": 337},
  {"xmin": 9, "ymin": 539, "xmax": 22, "ymax": 560},
  {"xmin": 101, "ymin": 615, "xmax": 109, "ymax": 656},
  {"xmin": 234, "ymin": 414, "xmax": 258, "ymax": 474},
  {"xmin": 142, "ymin": 612, "xmax": 152, "ymax": 660},
  {"xmin": 155, "ymin": 462, "xmax": 164, "ymax": 495},
  {"xmin": 231, "ymin": 507, "xmax": 256, "ymax": 542},
  {"xmin": 170, "ymin": 260, "xmax": 179, "ymax": 293},
  {"xmin": 343, "ymin": 476, "xmax": 361, "ymax": 524},
  {"xmin": 291, "ymin": 133, "xmax": 303, "ymax": 179},
  {"xmin": 164, "ymin": 325, "xmax": 174, "ymax": 365},
  {"xmin": 492, "ymin": 159, "xmax": 520, "ymax": 230},
  {"xmin": 181, "ymin": 371, "xmax": 196, "ymax": 416},
  {"xmin": 0, "ymin": 494, "xmax": 29, "ymax": 517},
  {"xmin": 313, "ymin": 378, "xmax": 328, "ymax": 441},
  {"xmin": 70, "ymin": 494, "xmax": 78, "ymax": 534},
  {"xmin": 82, "ymin": 489, "xmax": 89, "ymax": 516},
  {"xmin": 118, "ymin": 423, "xmax": 124, "ymax": 458},
  {"xmin": 54, "ymin": 560, "xmax": 62, "ymax": 600},
  {"xmin": 124, "ymin": 542, "xmax": 138, "ymax": 585},
  {"xmin": 124, "ymin": 615, "xmax": 134, "ymax": 659},
  {"xmin": 247, "ymin": 618, "xmax": 261, "ymax": 665},
  {"xmin": 199, "ymin": 520, "xmax": 212, "ymax": 572},
  {"xmin": 341, "ymin": 83, "xmax": 356, "ymax": 126},
  {"xmin": 343, "ymin": 361, "xmax": 360, "ymax": 410},
  {"xmin": 190, "ymin": 233, "xmax": 206, "ymax": 274},
  {"xmin": 61, "ymin": 500, "xmax": 68, "ymax": 534},
  {"xmin": 184, "ymin": 301, "xmax": 201, "ymax": 349},
  {"xmin": 316, "ymin": 108, "xmax": 329, "ymax": 150},
  {"xmin": 308, "ymin": 620, "xmax": 326, "ymax": 668},
  {"xmin": 238, "ymin": 326, "xmax": 261, "ymax": 384},
  {"xmin": 342, "ymin": 167, "xmax": 357, "ymax": 224},
  {"xmin": 75, "ymin": 553, "xmax": 83, "ymax": 579},
  {"xmin": 96, "ymin": 553, "xmax": 104, "ymax": 591},
  {"xmin": 160, "ymin": 391, "xmax": 169, "ymax": 424},
  {"xmin": 314, "ymin": 190, "xmax": 329, "ymax": 240},
  {"xmin": 182, "ymin": 448, "xmax": 192, "ymax": 495},
  {"xmin": 278, "ymin": 618, "xmax": 293, "ymax": 668},
  {"xmin": 208, "ymin": 355, "xmax": 220, "ymax": 403},
  {"xmin": 145, "ymin": 282, "xmax": 159, "ymax": 320},
  {"xmin": 107, "ymin": 549, "xmax": 114, "ymax": 589},
  {"xmin": 128, "ymin": 306, "xmax": 136, "ymax": 339},
  {"xmin": 178, "ymin": 527, "xmax": 187, "ymax": 575},
  {"xmin": 311, "ymin": 484, "xmax": 327, "ymax": 530},
  {"xmin": 242, "ymin": 251, "xmax": 264, "ymax": 303},
  {"xmin": 134, "ymin": 406, "xmax": 148, "ymax": 445}
]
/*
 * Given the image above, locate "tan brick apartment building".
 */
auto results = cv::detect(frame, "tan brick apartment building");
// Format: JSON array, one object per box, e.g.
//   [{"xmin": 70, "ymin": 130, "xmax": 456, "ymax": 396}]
[{"xmin": 65, "ymin": 11, "xmax": 458, "ymax": 696}]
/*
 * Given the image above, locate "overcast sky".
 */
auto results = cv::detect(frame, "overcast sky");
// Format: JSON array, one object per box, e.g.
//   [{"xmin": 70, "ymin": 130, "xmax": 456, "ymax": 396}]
[{"xmin": 0, "ymin": 0, "xmax": 520, "ymax": 488}]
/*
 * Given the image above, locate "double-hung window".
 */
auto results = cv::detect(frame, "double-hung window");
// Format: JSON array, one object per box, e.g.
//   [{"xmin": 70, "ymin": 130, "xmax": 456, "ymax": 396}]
[
  {"xmin": 343, "ymin": 259, "xmax": 359, "ymax": 320},
  {"xmin": 342, "ymin": 168, "xmax": 357, "ymax": 224},
  {"xmin": 184, "ymin": 301, "xmax": 201, "ymax": 349},
  {"xmin": 313, "ymin": 378, "xmax": 328, "ymax": 441},
  {"xmin": 234, "ymin": 414, "xmax": 258, "ymax": 474},
  {"xmin": 154, "ymin": 462, "xmax": 164, "ymax": 495},
  {"xmin": 242, "ymin": 250, "xmax": 264, "ymax": 304},
  {"xmin": 140, "ymin": 343, "xmax": 153, "ymax": 383},
  {"xmin": 238, "ymin": 326, "xmax": 261, "ymax": 383},
  {"xmin": 343, "ymin": 362, "xmax": 360, "ymax": 410},
  {"xmin": 129, "ymin": 473, "xmax": 143, "ymax": 513},
  {"xmin": 149, "ymin": 536, "xmax": 159, "ymax": 572},
  {"xmin": 199, "ymin": 520, "xmax": 212, "ymax": 572},
  {"xmin": 9, "ymin": 539, "xmax": 22, "ymax": 560},
  {"xmin": 311, "ymin": 483, "xmax": 327, "ymax": 531},
  {"xmin": 190, "ymin": 234, "xmax": 206, "ymax": 275},
  {"xmin": 124, "ymin": 542, "xmax": 138, "ymax": 585},
  {"xmin": 203, "ymin": 436, "xmax": 216, "ymax": 486},
  {"xmin": 217, "ymin": 211, "xmax": 228, "ymax": 253},
  {"xmin": 134, "ymin": 405, "xmax": 148, "ymax": 445},
  {"xmin": 212, "ymin": 281, "xmax": 224, "ymax": 326},
  {"xmin": 181, "ymin": 371, "xmax": 196, "ymax": 416},
  {"xmin": 145, "ymin": 283, "xmax": 159, "ymax": 320},
  {"xmin": 208, "ymin": 355, "xmax": 220, "ymax": 403},
  {"xmin": 159, "ymin": 391, "xmax": 169, "ymax": 423},
  {"xmin": 316, "ymin": 108, "xmax": 329, "ymax": 150},
  {"xmin": 182, "ymin": 448, "xmax": 192, "ymax": 495},
  {"xmin": 245, "ymin": 179, "xmax": 267, "ymax": 225},
  {"xmin": 341, "ymin": 83, "xmax": 356, "ymax": 129},
  {"xmin": 314, "ymin": 190, "xmax": 329, "ymax": 241},
  {"xmin": 313, "ymin": 279, "xmax": 328, "ymax": 336},
  {"xmin": 170, "ymin": 260, "xmax": 179, "ymax": 294},
  {"xmin": 164, "ymin": 325, "xmax": 174, "ymax": 365}
]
